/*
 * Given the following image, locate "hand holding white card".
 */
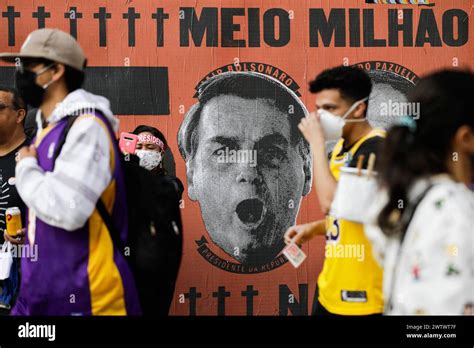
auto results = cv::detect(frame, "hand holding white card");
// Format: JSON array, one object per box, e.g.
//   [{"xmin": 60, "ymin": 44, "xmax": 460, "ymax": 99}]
[{"xmin": 283, "ymin": 242, "xmax": 307, "ymax": 268}]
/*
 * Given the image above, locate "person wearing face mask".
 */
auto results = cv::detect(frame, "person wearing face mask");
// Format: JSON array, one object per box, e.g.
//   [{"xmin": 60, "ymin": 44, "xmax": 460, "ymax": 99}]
[
  {"xmin": 132, "ymin": 125, "xmax": 183, "ymax": 198},
  {"xmin": 364, "ymin": 70, "xmax": 474, "ymax": 315},
  {"xmin": 285, "ymin": 66, "xmax": 385, "ymax": 316},
  {"xmin": 0, "ymin": 29, "xmax": 141, "ymax": 315},
  {"xmin": 126, "ymin": 125, "xmax": 183, "ymax": 315}
]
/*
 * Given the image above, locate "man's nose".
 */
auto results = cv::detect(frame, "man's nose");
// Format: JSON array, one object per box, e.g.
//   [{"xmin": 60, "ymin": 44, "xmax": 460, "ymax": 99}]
[{"xmin": 236, "ymin": 162, "xmax": 261, "ymax": 184}]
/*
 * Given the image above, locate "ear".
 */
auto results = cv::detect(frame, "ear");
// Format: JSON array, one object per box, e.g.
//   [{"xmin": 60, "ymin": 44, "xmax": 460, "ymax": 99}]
[
  {"xmin": 302, "ymin": 145, "xmax": 312, "ymax": 196},
  {"xmin": 354, "ymin": 101, "xmax": 368, "ymax": 119},
  {"xmin": 52, "ymin": 63, "xmax": 66, "ymax": 82},
  {"xmin": 186, "ymin": 159, "xmax": 198, "ymax": 201},
  {"xmin": 16, "ymin": 109, "xmax": 26, "ymax": 124},
  {"xmin": 454, "ymin": 125, "xmax": 474, "ymax": 153}
]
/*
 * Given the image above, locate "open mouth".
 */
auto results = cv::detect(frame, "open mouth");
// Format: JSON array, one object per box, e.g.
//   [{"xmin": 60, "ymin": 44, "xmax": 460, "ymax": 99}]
[{"xmin": 235, "ymin": 198, "xmax": 265, "ymax": 226}]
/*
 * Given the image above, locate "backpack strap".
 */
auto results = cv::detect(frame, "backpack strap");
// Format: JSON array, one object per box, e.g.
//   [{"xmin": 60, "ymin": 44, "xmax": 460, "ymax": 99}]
[
  {"xmin": 96, "ymin": 199, "xmax": 126, "ymax": 255},
  {"xmin": 53, "ymin": 115, "xmax": 79, "ymax": 165}
]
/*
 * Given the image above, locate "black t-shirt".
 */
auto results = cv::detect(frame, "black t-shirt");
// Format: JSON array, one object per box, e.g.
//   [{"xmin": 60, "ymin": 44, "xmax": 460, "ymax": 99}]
[
  {"xmin": 0, "ymin": 141, "xmax": 28, "ymax": 243},
  {"xmin": 329, "ymin": 136, "xmax": 384, "ymax": 169}
]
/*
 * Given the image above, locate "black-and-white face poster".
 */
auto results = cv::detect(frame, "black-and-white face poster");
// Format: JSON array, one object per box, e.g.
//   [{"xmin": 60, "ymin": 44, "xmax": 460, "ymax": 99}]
[{"xmin": 178, "ymin": 66, "xmax": 312, "ymax": 271}]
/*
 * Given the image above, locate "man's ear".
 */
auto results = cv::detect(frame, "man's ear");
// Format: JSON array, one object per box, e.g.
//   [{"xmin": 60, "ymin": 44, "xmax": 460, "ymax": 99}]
[
  {"xmin": 186, "ymin": 159, "xmax": 198, "ymax": 201},
  {"xmin": 354, "ymin": 101, "xmax": 368, "ymax": 119},
  {"xmin": 302, "ymin": 145, "xmax": 312, "ymax": 196},
  {"xmin": 454, "ymin": 125, "xmax": 474, "ymax": 153},
  {"xmin": 16, "ymin": 109, "xmax": 26, "ymax": 124}
]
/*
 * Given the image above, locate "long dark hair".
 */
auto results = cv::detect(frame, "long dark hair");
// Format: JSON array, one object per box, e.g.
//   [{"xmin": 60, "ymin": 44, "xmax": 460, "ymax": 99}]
[
  {"xmin": 377, "ymin": 70, "xmax": 474, "ymax": 236},
  {"xmin": 132, "ymin": 125, "xmax": 168, "ymax": 176}
]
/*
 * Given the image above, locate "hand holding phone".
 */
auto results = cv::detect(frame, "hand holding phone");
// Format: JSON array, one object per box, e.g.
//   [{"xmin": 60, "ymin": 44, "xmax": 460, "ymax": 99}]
[{"xmin": 119, "ymin": 132, "xmax": 138, "ymax": 154}]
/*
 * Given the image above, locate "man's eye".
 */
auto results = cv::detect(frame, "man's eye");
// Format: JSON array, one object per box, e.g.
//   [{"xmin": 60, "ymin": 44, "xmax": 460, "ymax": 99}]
[
  {"xmin": 261, "ymin": 147, "xmax": 286, "ymax": 162},
  {"xmin": 212, "ymin": 147, "xmax": 227, "ymax": 156}
]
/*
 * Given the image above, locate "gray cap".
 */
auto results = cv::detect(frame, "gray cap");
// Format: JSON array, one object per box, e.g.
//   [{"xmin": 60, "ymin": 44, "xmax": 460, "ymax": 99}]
[{"xmin": 0, "ymin": 28, "xmax": 86, "ymax": 71}]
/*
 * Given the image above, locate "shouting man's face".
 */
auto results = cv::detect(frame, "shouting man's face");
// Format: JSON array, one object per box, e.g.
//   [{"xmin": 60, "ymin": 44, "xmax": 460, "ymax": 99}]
[{"xmin": 186, "ymin": 95, "xmax": 309, "ymax": 264}]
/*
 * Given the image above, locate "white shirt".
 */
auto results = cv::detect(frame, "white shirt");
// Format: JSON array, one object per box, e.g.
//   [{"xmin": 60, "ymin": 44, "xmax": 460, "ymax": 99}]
[{"xmin": 365, "ymin": 174, "xmax": 474, "ymax": 315}]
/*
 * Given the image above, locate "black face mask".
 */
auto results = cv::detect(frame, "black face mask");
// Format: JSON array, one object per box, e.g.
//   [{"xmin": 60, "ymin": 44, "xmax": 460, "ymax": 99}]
[{"xmin": 15, "ymin": 65, "xmax": 54, "ymax": 108}]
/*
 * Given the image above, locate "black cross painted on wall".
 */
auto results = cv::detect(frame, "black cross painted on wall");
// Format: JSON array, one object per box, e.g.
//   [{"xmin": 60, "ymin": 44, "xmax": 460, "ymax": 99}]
[
  {"xmin": 64, "ymin": 7, "xmax": 83, "ymax": 39},
  {"xmin": 151, "ymin": 8, "xmax": 169, "ymax": 47},
  {"xmin": 2, "ymin": 6, "xmax": 20, "ymax": 46},
  {"xmin": 93, "ymin": 7, "xmax": 112, "ymax": 47},
  {"xmin": 32, "ymin": 6, "xmax": 51, "ymax": 29},
  {"xmin": 123, "ymin": 7, "xmax": 141, "ymax": 47}
]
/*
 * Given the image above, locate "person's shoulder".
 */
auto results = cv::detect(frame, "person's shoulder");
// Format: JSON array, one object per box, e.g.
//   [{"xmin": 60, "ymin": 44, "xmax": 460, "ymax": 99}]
[
  {"xmin": 423, "ymin": 180, "xmax": 474, "ymax": 214},
  {"xmin": 156, "ymin": 174, "xmax": 184, "ymax": 199},
  {"xmin": 412, "ymin": 179, "xmax": 473, "ymax": 236},
  {"xmin": 171, "ymin": 175, "xmax": 184, "ymax": 188},
  {"xmin": 347, "ymin": 135, "xmax": 385, "ymax": 168},
  {"xmin": 65, "ymin": 112, "xmax": 112, "ymax": 144},
  {"xmin": 357, "ymin": 135, "xmax": 385, "ymax": 152},
  {"xmin": 412, "ymin": 180, "xmax": 474, "ymax": 249},
  {"xmin": 164, "ymin": 175, "xmax": 184, "ymax": 193}
]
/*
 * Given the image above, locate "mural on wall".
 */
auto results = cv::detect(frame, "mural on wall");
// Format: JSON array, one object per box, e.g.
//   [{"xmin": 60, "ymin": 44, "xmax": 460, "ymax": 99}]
[{"xmin": 178, "ymin": 67, "xmax": 311, "ymax": 272}]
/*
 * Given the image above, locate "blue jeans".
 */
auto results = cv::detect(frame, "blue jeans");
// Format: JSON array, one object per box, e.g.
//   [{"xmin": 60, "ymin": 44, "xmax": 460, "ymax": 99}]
[{"xmin": 0, "ymin": 256, "xmax": 19, "ymax": 310}]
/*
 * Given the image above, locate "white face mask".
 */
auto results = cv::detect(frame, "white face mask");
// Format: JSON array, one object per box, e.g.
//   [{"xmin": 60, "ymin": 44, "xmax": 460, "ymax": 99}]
[
  {"xmin": 317, "ymin": 97, "xmax": 369, "ymax": 142},
  {"xmin": 135, "ymin": 150, "xmax": 162, "ymax": 171}
]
